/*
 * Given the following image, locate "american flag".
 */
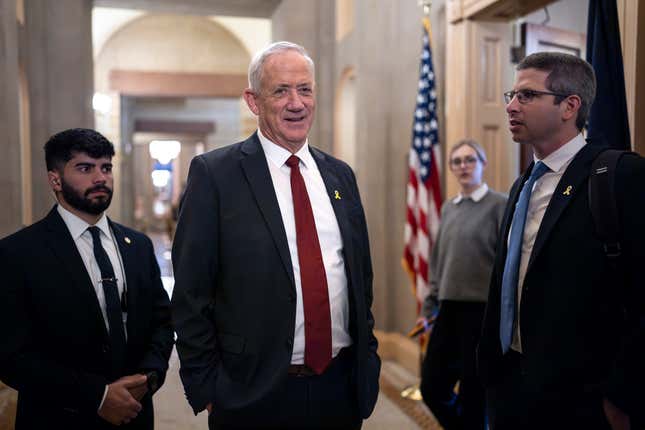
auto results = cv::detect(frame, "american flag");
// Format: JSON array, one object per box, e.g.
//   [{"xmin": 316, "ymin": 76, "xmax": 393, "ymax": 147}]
[{"xmin": 403, "ymin": 18, "xmax": 442, "ymax": 311}]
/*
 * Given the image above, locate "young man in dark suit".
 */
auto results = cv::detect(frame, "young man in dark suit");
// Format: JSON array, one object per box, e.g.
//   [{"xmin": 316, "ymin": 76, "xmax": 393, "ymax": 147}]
[
  {"xmin": 0, "ymin": 128, "xmax": 174, "ymax": 429},
  {"xmin": 478, "ymin": 52, "xmax": 645, "ymax": 430},
  {"xmin": 171, "ymin": 41, "xmax": 380, "ymax": 429}
]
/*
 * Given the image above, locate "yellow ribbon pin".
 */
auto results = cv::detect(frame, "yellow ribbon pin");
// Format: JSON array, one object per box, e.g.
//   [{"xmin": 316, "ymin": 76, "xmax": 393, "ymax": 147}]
[
  {"xmin": 563, "ymin": 186, "xmax": 572, "ymax": 196},
  {"xmin": 125, "ymin": 237, "xmax": 132, "ymax": 244},
  {"xmin": 334, "ymin": 190, "xmax": 341, "ymax": 200}
]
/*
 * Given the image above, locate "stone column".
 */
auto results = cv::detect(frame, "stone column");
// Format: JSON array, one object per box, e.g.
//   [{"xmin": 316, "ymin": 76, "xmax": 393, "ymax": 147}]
[
  {"xmin": 24, "ymin": 0, "xmax": 94, "ymax": 220},
  {"xmin": 272, "ymin": 0, "xmax": 335, "ymax": 154},
  {"xmin": 0, "ymin": 0, "xmax": 23, "ymax": 237},
  {"xmin": 0, "ymin": 0, "xmax": 21, "ymax": 423}
]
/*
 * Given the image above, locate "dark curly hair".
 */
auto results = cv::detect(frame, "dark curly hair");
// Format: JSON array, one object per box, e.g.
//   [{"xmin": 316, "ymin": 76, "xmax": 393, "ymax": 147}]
[{"xmin": 44, "ymin": 128, "xmax": 115, "ymax": 171}]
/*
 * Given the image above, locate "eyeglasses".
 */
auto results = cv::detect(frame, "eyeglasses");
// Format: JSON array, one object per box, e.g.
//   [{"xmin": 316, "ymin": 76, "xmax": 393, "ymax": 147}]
[
  {"xmin": 503, "ymin": 89, "xmax": 570, "ymax": 104},
  {"xmin": 450, "ymin": 156, "xmax": 478, "ymax": 168}
]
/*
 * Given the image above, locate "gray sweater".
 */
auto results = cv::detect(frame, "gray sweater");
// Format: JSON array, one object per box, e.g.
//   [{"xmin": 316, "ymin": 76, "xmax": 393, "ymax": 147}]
[{"xmin": 422, "ymin": 189, "xmax": 507, "ymax": 317}]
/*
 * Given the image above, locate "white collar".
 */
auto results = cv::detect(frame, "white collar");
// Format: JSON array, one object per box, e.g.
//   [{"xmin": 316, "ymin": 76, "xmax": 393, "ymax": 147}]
[
  {"xmin": 453, "ymin": 183, "xmax": 489, "ymax": 204},
  {"xmin": 57, "ymin": 204, "xmax": 110, "ymax": 240},
  {"xmin": 257, "ymin": 129, "xmax": 313, "ymax": 169},
  {"xmin": 535, "ymin": 133, "xmax": 587, "ymax": 174}
]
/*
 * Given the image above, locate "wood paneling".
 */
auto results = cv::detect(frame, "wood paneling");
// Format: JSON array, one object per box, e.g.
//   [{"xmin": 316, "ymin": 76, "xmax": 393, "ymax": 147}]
[
  {"xmin": 447, "ymin": 0, "xmax": 464, "ymax": 23},
  {"xmin": 446, "ymin": 19, "xmax": 514, "ymax": 196},
  {"xmin": 523, "ymin": 23, "xmax": 586, "ymax": 59},
  {"xmin": 617, "ymin": 0, "xmax": 644, "ymax": 154},
  {"xmin": 109, "ymin": 70, "xmax": 248, "ymax": 98},
  {"xmin": 462, "ymin": 0, "xmax": 553, "ymax": 21},
  {"xmin": 93, "ymin": 0, "xmax": 281, "ymax": 18},
  {"xmin": 134, "ymin": 119, "xmax": 215, "ymax": 134},
  {"xmin": 472, "ymin": 22, "xmax": 514, "ymax": 194}
]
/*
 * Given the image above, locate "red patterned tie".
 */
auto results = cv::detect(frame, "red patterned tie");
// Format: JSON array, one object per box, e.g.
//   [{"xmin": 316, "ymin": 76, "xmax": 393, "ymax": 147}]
[{"xmin": 286, "ymin": 155, "xmax": 332, "ymax": 374}]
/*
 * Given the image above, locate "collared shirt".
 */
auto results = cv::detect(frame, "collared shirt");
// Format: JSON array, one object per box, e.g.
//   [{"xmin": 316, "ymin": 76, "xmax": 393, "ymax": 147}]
[
  {"xmin": 511, "ymin": 133, "xmax": 586, "ymax": 352},
  {"xmin": 57, "ymin": 204, "xmax": 127, "ymax": 332},
  {"xmin": 257, "ymin": 129, "xmax": 352, "ymax": 364},
  {"xmin": 57, "ymin": 204, "xmax": 128, "ymax": 410},
  {"xmin": 452, "ymin": 183, "xmax": 489, "ymax": 204}
]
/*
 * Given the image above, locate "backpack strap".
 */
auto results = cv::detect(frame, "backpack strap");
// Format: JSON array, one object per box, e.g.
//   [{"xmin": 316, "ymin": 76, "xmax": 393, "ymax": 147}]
[{"xmin": 588, "ymin": 149, "xmax": 626, "ymax": 261}]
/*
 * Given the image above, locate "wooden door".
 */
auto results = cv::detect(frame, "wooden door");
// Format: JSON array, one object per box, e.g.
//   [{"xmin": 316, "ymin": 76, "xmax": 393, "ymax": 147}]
[{"xmin": 445, "ymin": 18, "xmax": 515, "ymax": 197}]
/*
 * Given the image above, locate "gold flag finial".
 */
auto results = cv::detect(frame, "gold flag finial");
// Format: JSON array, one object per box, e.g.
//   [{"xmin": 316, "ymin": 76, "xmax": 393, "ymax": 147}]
[{"xmin": 418, "ymin": 0, "xmax": 432, "ymax": 16}]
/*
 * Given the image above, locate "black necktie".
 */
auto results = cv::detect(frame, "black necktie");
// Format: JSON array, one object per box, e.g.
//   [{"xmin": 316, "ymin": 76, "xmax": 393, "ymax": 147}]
[{"xmin": 88, "ymin": 226, "xmax": 126, "ymax": 376}]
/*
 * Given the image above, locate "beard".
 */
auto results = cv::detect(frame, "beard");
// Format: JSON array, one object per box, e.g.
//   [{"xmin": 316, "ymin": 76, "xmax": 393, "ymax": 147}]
[{"xmin": 60, "ymin": 178, "xmax": 113, "ymax": 215}]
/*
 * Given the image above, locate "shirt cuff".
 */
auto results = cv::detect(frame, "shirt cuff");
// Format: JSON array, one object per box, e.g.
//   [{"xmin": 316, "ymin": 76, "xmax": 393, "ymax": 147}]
[{"xmin": 97, "ymin": 385, "xmax": 109, "ymax": 412}]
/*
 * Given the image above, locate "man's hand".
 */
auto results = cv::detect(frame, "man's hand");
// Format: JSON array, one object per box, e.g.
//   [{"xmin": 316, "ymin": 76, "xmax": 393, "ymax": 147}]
[
  {"xmin": 603, "ymin": 397, "xmax": 630, "ymax": 430},
  {"xmin": 127, "ymin": 374, "xmax": 148, "ymax": 401},
  {"xmin": 206, "ymin": 403, "xmax": 213, "ymax": 414},
  {"xmin": 98, "ymin": 374, "xmax": 146, "ymax": 426}
]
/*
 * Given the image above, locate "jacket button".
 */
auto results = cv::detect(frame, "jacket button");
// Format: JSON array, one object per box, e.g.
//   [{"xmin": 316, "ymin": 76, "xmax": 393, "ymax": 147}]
[
  {"xmin": 285, "ymin": 339, "xmax": 293, "ymax": 350},
  {"xmin": 102, "ymin": 345, "xmax": 110, "ymax": 353}
]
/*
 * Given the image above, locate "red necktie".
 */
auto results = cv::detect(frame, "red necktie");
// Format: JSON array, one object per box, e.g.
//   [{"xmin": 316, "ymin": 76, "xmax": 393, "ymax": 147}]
[{"xmin": 286, "ymin": 155, "xmax": 332, "ymax": 374}]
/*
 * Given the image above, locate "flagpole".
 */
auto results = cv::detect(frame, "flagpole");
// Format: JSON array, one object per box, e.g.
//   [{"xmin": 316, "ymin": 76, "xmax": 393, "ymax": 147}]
[{"xmin": 401, "ymin": 0, "xmax": 435, "ymax": 403}]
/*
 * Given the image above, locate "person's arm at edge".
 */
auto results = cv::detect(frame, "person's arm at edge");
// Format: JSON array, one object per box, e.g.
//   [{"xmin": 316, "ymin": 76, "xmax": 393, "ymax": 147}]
[
  {"xmin": 171, "ymin": 155, "xmax": 221, "ymax": 415},
  {"xmin": 135, "ymin": 234, "xmax": 174, "ymax": 396}
]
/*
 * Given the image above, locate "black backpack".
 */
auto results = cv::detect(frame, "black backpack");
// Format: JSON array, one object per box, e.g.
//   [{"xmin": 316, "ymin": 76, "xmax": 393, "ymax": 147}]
[
  {"xmin": 588, "ymin": 149, "xmax": 629, "ymax": 263},
  {"xmin": 589, "ymin": 149, "xmax": 645, "ymax": 426}
]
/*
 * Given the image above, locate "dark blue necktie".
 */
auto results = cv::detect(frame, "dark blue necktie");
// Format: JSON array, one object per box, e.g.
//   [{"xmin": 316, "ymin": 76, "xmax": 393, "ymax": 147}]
[
  {"xmin": 500, "ymin": 161, "xmax": 549, "ymax": 353},
  {"xmin": 88, "ymin": 226, "xmax": 126, "ymax": 376}
]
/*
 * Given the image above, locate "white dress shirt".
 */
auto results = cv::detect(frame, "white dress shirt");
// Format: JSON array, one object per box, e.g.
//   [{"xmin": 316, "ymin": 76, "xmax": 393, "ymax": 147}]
[
  {"xmin": 257, "ymin": 129, "xmax": 353, "ymax": 364},
  {"xmin": 452, "ymin": 183, "xmax": 489, "ymax": 204},
  {"xmin": 57, "ymin": 204, "xmax": 128, "ymax": 408},
  {"xmin": 511, "ymin": 133, "xmax": 586, "ymax": 351},
  {"xmin": 57, "ymin": 204, "xmax": 127, "ymax": 332}
]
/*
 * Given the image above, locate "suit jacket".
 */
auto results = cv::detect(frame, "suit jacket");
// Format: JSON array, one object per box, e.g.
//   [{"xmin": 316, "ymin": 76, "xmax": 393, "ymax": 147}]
[
  {"xmin": 0, "ymin": 207, "xmax": 174, "ymax": 430},
  {"xmin": 171, "ymin": 133, "xmax": 380, "ymax": 419},
  {"xmin": 478, "ymin": 142, "xmax": 645, "ymax": 418}
]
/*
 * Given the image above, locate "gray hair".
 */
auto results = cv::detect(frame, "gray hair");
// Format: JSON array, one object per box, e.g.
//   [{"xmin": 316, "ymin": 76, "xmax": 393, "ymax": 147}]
[
  {"xmin": 449, "ymin": 139, "xmax": 487, "ymax": 164},
  {"xmin": 247, "ymin": 41, "xmax": 315, "ymax": 93},
  {"xmin": 517, "ymin": 52, "xmax": 596, "ymax": 131}
]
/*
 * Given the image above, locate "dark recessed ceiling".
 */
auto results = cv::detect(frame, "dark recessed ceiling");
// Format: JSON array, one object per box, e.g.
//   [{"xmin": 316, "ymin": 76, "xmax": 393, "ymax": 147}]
[{"xmin": 93, "ymin": 0, "xmax": 281, "ymax": 18}]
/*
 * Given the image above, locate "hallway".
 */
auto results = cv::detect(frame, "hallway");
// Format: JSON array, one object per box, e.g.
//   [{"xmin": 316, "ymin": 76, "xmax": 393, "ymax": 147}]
[
  {"xmin": 150, "ymin": 233, "xmax": 439, "ymax": 430},
  {"xmin": 153, "ymin": 350, "xmax": 436, "ymax": 429}
]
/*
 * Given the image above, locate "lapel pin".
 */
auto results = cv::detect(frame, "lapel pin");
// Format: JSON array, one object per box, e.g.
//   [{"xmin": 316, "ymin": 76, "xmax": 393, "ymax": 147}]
[
  {"xmin": 124, "ymin": 237, "xmax": 132, "ymax": 244},
  {"xmin": 563, "ymin": 185, "xmax": 572, "ymax": 196},
  {"xmin": 334, "ymin": 190, "xmax": 341, "ymax": 200}
]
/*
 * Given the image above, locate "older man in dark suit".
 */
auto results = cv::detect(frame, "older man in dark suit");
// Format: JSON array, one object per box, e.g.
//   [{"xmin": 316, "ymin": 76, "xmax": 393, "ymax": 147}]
[
  {"xmin": 478, "ymin": 52, "xmax": 645, "ymax": 430},
  {"xmin": 0, "ymin": 128, "xmax": 174, "ymax": 429},
  {"xmin": 171, "ymin": 41, "xmax": 380, "ymax": 429}
]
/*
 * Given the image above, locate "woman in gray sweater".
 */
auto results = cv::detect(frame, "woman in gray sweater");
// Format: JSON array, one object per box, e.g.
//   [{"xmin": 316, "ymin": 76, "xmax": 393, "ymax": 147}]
[{"xmin": 419, "ymin": 139, "xmax": 507, "ymax": 430}]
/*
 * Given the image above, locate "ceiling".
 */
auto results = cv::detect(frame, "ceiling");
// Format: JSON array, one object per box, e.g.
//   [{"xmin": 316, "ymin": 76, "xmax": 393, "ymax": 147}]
[{"xmin": 93, "ymin": 0, "xmax": 282, "ymax": 18}]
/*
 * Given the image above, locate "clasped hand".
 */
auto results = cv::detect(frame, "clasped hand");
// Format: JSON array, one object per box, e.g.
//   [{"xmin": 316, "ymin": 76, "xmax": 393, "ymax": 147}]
[{"xmin": 98, "ymin": 374, "xmax": 148, "ymax": 426}]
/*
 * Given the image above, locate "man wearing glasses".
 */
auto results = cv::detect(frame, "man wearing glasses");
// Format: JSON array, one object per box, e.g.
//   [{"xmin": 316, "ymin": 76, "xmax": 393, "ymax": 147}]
[{"xmin": 477, "ymin": 52, "xmax": 645, "ymax": 430}]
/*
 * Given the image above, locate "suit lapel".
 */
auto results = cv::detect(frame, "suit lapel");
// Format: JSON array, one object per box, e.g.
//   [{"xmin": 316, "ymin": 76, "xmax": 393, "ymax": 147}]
[
  {"xmin": 310, "ymin": 148, "xmax": 361, "ymax": 305},
  {"xmin": 43, "ymin": 207, "xmax": 108, "ymax": 339},
  {"xmin": 240, "ymin": 134, "xmax": 295, "ymax": 288},
  {"xmin": 110, "ymin": 221, "xmax": 137, "ymax": 336},
  {"xmin": 527, "ymin": 144, "xmax": 605, "ymax": 271},
  {"xmin": 310, "ymin": 148, "xmax": 357, "ymax": 272}
]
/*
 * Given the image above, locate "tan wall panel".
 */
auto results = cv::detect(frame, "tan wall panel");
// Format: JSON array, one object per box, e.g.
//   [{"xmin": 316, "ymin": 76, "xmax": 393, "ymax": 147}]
[
  {"xmin": 618, "ymin": 0, "xmax": 643, "ymax": 153},
  {"xmin": 471, "ymin": 21, "xmax": 515, "ymax": 194},
  {"xmin": 1, "ymin": 0, "xmax": 27, "ymax": 236},
  {"xmin": 444, "ymin": 20, "xmax": 470, "ymax": 199},
  {"xmin": 109, "ymin": 70, "xmax": 247, "ymax": 98}
]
